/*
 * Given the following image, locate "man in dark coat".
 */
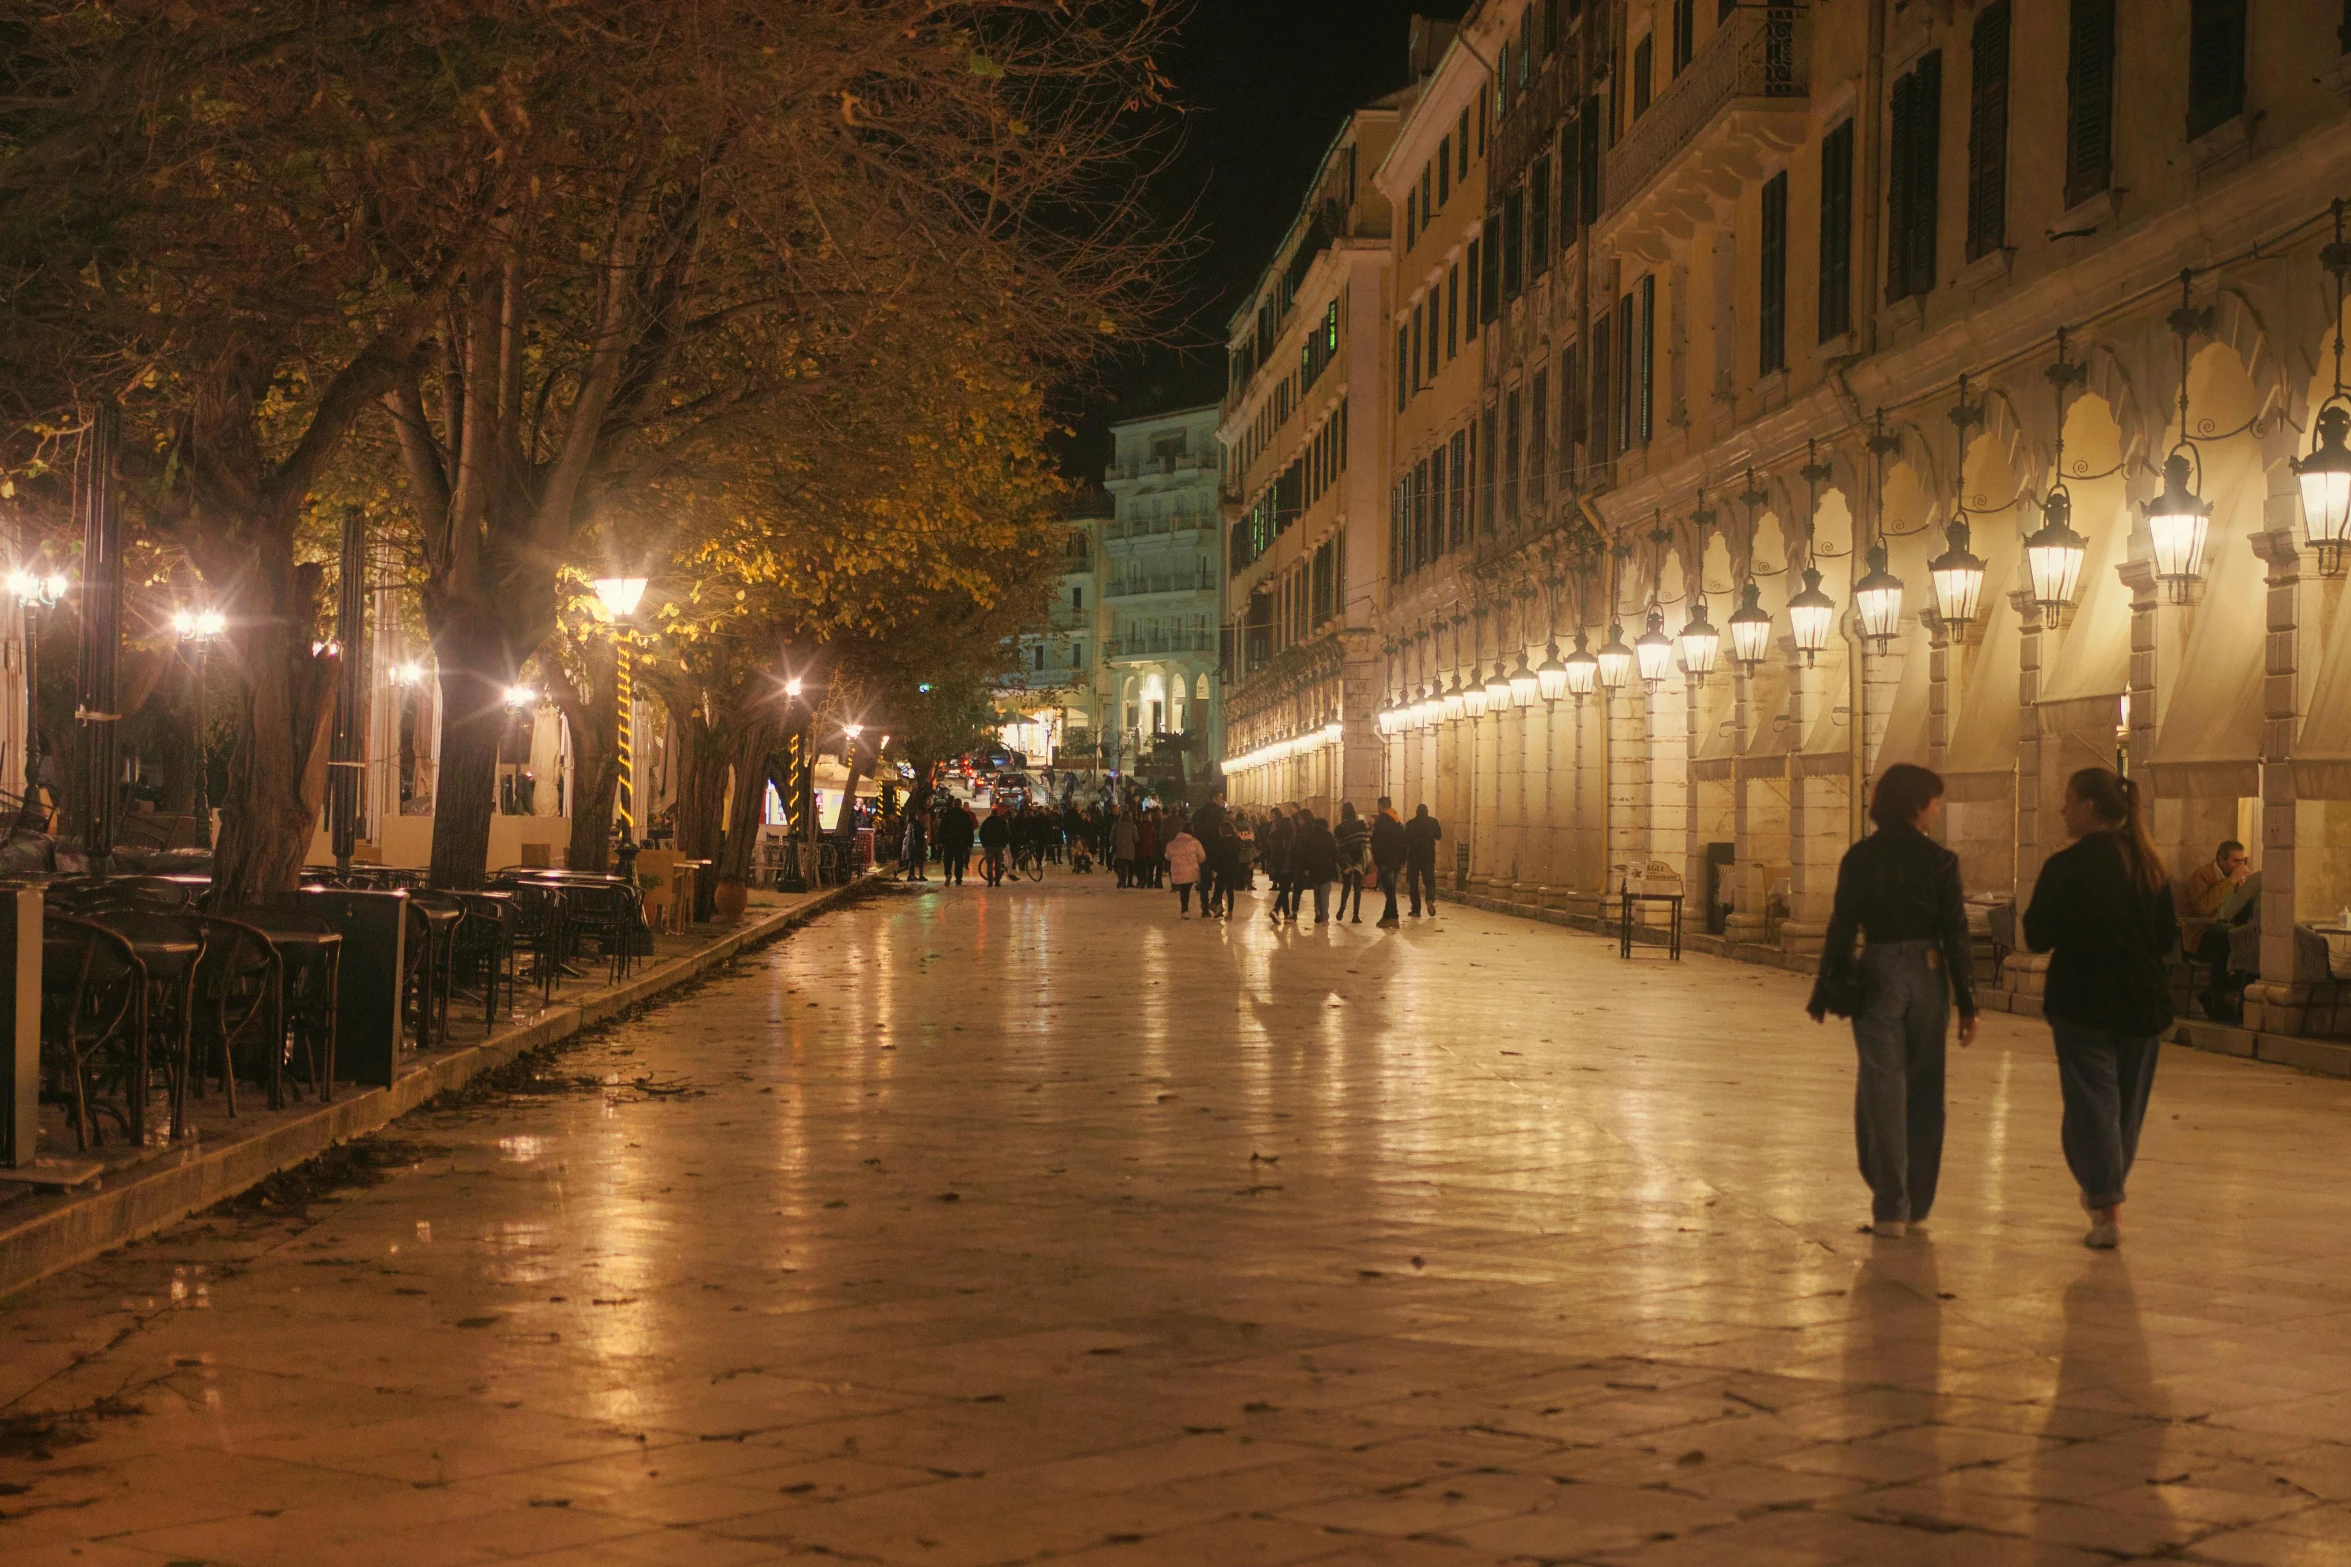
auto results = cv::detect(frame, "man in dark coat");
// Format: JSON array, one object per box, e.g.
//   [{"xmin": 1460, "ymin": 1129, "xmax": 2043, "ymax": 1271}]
[
  {"xmin": 1403, "ymin": 803, "xmax": 1443, "ymax": 918},
  {"xmin": 977, "ymin": 803, "xmax": 1013, "ymax": 886},
  {"xmin": 936, "ymin": 799, "xmax": 976, "ymax": 885},
  {"xmin": 1369, "ymin": 797, "xmax": 1408, "ymax": 929},
  {"xmin": 1293, "ymin": 812, "xmax": 1341, "ymax": 924}
]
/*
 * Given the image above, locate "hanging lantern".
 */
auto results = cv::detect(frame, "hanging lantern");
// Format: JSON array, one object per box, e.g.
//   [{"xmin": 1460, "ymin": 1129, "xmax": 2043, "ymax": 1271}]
[
  {"xmin": 1441, "ymin": 677, "xmax": 1466, "ymax": 723},
  {"xmin": 1461, "ymin": 671, "xmax": 1489, "ymax": 718},
  {"xmin": 1853, "ymin": 543, "xmax": 1906, "ymax": 649},
  {"xmin": 1564, "ymin": 631, "xmax": 1599, "ymax": 700},
  {"xmin": 1413, "ymin": 686, "xmax": 1438, "ymax": 728},
  {"xmin": 1787, "ymin": 566, "xmax": 1837, "ymax": 663},
  {"xmin": 1509, "ymin": 651, "xmax": 1539, "ymax": 707},
  {"xmin": 1634, "ymin": 608, "xmax": 1674, "ymax": 687},
  {"xmin": 1596, "ymin": 622, "xmax": 1634, "ymax": 693},
  {"xmin": 1728, "ymin": 581, "xmax": 1773, "ymax": 669},
  {"xmin": 2295, "ymin": 403, "xmax": 2351, "ymax": 572},
  {"xmin": 1537, "ymin": 642, "xmax": 1570, "ymax": 702},
  {"xmin": 2025, "ymin": 486, "xmax": 2088, "ymax": 614},
  {"xmin": 1678, "ymin": 599, "xmax": 1720, "ymax": 678},
  {"xmin": 1928, "ymin": 518, "xmax": 1986, "ymax": 629},
  {"xmin": 2143, "ymin": 450, "xmax": 2213, "ymax": 602},
  {"xmin": 1482, "ymin": 662, "xmax": 1514, "ymax": 712}
]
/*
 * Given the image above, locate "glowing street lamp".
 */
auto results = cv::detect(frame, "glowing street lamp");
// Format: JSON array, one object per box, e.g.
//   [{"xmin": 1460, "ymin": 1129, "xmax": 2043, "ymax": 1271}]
[
  {"xmin": 1563, "ymin": 631, "xmax": 1599, "ymax": 702},
  {"xmin": 1482, "ymin": 662, "xmax": 1513, "ymax": 712},
  {"xmin": 1853, "ymin": 543, "xmax": 1907, "ymax": 650},
  {"xmin": 1537, "ymin": 644, "xmax": 1570, "ymax": 703},
  {"xmin": 1596, "ymin": 622, "xmax": 1634, "ymax": 695},
  {"xmin": 1728, "ymin": 582, "xmax": 1773, "ymax": 670},
  {"xmin": 1678, "ymin": 600, "xmax": 1720, "ymax": 679},
  {"xmin": 1928, "ymin": 519, "xmax": 1987, "ymax": 630},
  {"xmin": 1634, "ymin": 608, "xmax": 1674, "ymax": 688},
  {"xmin": 172, "ymin": 605, "xmax": 227, "ymax": 848},
  {"xmin": 1509, "ymin": 652, "xmax": 1539, "ymax": 708},
  {"xmin": 1787, "ymin": 567, "xmax": 1838, "ymax": 663}
]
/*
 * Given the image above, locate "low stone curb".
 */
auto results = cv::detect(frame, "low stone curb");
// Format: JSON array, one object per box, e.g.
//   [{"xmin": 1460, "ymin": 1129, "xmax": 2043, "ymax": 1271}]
[
  {"xmin": 0, "ymin": 874, "xmax": 875, "ymax": 1300},
  {"xmin": 1452, "ymin": 888, "xmax": 2351, "ymax": 1081}
]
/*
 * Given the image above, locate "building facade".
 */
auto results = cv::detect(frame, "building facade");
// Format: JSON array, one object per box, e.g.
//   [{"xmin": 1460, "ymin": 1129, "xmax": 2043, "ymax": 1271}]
[
  {"xmin": 1217, "ymin": 68, "xmax": 1423, "ymax": 817},
  {"xmin": 1100, "ymin": 406, "xmax": 1224, "ymax": 788},
  {"xmin": 1001, "ymin": 489, "xmax": 1110, "ymax": 768},
  {"xmin": 1220, "ymin": 0, "xmax": 2351, "ymax": 1033}
]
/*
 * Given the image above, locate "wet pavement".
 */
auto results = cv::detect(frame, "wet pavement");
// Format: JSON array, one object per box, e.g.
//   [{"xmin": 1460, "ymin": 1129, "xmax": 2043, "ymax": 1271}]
[{"xmin": 3, "ymin": 876, "xmax": 2349, "ymax": 1565}]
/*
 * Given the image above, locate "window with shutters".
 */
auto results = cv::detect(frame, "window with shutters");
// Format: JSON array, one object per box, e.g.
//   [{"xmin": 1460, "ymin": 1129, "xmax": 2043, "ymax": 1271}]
[
  {"xmin": 1542, "ymin": 0, "xmax": 1559, "ymax": 55},
  {"xmin": 1673, "ymin": 0, "xmax": 1695, "ymax": 75},
  {"xmin": 1421, "ymin": 166, "xmax": 1433, "ymax": 227},
  {"xmin": 1409, "ymin": 309, "xmax": 1422, "ymax": 394},
  {"xmin": 1481, "ymin": 217, "xmax": 1502, "ymax": 321},
  {"xmin": 1446, "ymin": 264, "xmax": 1460, "ymax": 360},
  {"xmin": 1633, "ymin": 35, "xmax": 1653, "ymax": 117},
  {"xmin": 2063, "ymin": 0, "xmax": 2116, "ymax": 209},
  {"xmin": 1886, "ymin": 51, "xmax": 1942, "ymax": 303},
  {"xmin": 1966, "ymin": 1, "xmax": 2010, "ymax": 261},
  {"xmin": 1637, "ymin": 277, "xmax": 1655, "ymax": 446},
  {"xmin": 1560, "ymin": 121, "xmax": 1580, "ymax": 250},
  {"xmin": 1480, "ymin": 404, "xmax": 1498, "ymax": 533},
  {"xmin": 1530, "ymin": 157, "xmax": 1552, "ymax": 276},
  {"xmin": 1427, "ymin": 295, "xmax": 1441, "ymax": 380},
  {"xmin": 1580, "ymin": 95, "xmax": 1602, "ymax": 224},
  {"xmin": 1428, "ymin": 445, "xmax": 1446, "ymax": 562},
  {"xmin": 1503, "ymin": 388, "xmax": 1522, "ymax": 527},
  {"xmin": 1396, "ymin": 327, "xmax": 1409, "ymax": 413},
  {"xmin": 1531, "ymin": 371, "xmax": 1549, "ymax": 505},
  {"xmin": 1449, "ymin": 429, "xmax": 1468, "ymax": 547},
  {"xmin": 1413, "ymin": 458, "xmax": 1431, "ymax": 568},
  {"xmin": 1561, "ymin": 343, "xmax": 1580, "ymax": 475},
  {"xmin": 1438, "ymin": 137, "xmax": 1451, "ymax": 206},
  {"xmin": 1617, "ymin": 293, "xmax": 1636, "ymax": 451},
  {"xmin": 1520, "ymin": 6, "xmax": 1535, "ymax": 80},
  {"xmin": 1465, "ymin": 237, "xmax": 1481, "ymax": 329},
  {"xmin": 2186, "ymin": 0, "xmax": 2246, "ymax": 141},
  {"xmin": 1498, "ymin": 43, "xmax": 1512, "ymax": 118},
  {"xmin": 1590, "ymin": 314, "xmax": 1612, "ymax": 458},
  {"xmin": 1759, "ymin": 172, "xmax": 1788, "ymax": 375},
  {"xmin": 1819, "ymin": 120, "xmax": 1854, "ymax": 341},
  {"xmin": 1405, "ymin": 190, "xmax": 1416, "ymax": 250},
  {"xmin": 1502, "ymin": 186, "xmax": 1525, "ymax": 298}
]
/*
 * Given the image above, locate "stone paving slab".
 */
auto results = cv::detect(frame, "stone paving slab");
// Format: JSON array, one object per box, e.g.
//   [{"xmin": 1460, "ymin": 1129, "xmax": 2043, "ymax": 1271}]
[
  {"xmin": 2, "ymin": 876, "xmax": 2348, "ymax": 1565},
  {"xmin": 0, "ymin": 876, "xmax": 875, "ymax": 1300}
]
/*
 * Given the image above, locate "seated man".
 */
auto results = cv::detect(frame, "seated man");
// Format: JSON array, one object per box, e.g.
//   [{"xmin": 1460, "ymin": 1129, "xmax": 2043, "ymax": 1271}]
[
  {"xmin": 2195, "ymin": 860, "xmax": 2263, "ymax": 1023},
  {"xmin": 2179, "ymin": 838, "xmax": 2251, "ymax": 922}
]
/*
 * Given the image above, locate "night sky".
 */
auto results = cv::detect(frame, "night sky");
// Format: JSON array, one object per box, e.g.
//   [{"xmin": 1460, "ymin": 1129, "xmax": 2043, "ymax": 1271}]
[{"xmin": 1061, "ymin": 0, "xmax": 1458, "ymax": 480}]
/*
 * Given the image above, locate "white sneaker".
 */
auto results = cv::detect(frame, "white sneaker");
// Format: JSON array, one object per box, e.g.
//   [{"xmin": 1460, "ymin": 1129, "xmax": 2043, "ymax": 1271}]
[
  {"xmin": 1866, "ymin": 1220, "xmax": 1907, "ymax": 1239},
  {"xmin": 2084, "ymin": 1218, "xmax": 2119, "ymax": 1249},
  {"xmin": 1179, "ymin": 911, "xmax": 1190, "ymax": 919}
]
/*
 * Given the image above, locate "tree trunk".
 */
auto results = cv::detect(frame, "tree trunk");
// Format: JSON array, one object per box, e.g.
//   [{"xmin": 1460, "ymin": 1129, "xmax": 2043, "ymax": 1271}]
[
  {"xmin": 669, "ymin": 701, "xmax": 727, "ymax": 921},
  {"xmin": 547, "ymin": 639, "xmax": 617, "ymax": 873},
  {"xmin": 714, "ymin": 720, "xmax": 780, "ymax": 887},
  {"xmin": 424, "ymin": 617, "xmax": 514, "ymax": 888},
  {"xmin": 208, "ymin": 557, "xmax": 337, "ymax": 906}
]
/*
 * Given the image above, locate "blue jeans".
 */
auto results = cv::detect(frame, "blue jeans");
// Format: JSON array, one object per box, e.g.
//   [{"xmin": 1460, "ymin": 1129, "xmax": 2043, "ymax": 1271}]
[
  {"xmin": 1850, "ymin": 940, "xmax": 1950, "ymax": 1224},
  {"xmin": 2049, "ymin": 1021, "xmax": 2160, "ymax": 1209}
]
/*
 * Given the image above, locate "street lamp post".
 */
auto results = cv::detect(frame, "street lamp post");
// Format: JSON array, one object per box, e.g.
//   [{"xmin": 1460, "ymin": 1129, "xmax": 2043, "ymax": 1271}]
[
  {"xmin": 170, "ymin": 607, "xmax": 226, "ymax": 849},
  {"xmin": 591, "ymin": 575, "xmax": 649, "ymax": 881},
  {"xmin": 7, "ymin": 569, "xmax": 65, "ymax": 832}
]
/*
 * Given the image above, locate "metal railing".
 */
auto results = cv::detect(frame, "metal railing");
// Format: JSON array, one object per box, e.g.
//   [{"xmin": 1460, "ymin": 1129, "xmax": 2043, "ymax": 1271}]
[
  {"xmin": 1106, "ymin": 569, "xmax": 1217, "ymax": 599},
  {"xmin": 1104, "ymin": 514, "xmax": 1216, "ymax": 542},
  {"xmin": 1106, "ymin": 453, "xmax": 1217, "ymax": 483},
  {"xmin": 1105, "ymin": 630, "xmax": 1216, "ymax": 657},
  {"xmin": 1605, "ymin": 5, "xmax": 1807, "ymax": 214}
]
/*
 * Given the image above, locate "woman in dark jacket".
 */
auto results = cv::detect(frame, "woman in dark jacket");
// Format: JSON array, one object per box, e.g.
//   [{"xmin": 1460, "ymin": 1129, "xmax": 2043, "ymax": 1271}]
[
  {"xmin": 2023, "ymin": 767, "xmax": 2179, "ymax": 1250},
  {"xmin": 1810, "ymin": 764, "xmax": 1978, "ymax": 1240}
]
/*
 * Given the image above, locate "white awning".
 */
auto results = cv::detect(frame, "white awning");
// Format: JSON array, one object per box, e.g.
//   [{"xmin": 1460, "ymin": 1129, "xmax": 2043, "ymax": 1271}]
[
  {"xmin": 2145, "ymin": 514, "xmax": 2266, "ymax": 800},
  {"xmin": 2294, "ymin": 543, "xmax": 2351, "ymax": 798}
]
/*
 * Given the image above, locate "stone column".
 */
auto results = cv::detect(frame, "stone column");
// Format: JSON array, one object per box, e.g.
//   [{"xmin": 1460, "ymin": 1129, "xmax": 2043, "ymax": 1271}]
[
  {"xmin": 2012, "ymin": 588, "xmax": 2052, "ymax": 904},
  {"xmin": 2247, "ymin": 529, "xmax": 2310, "ymax": 1028},
  {"xmin": 1538, "ymin": 696, "xmax": 1561, "ymax": 905},
  {"xmin": 1725, "ymin": 664, "xmax": 1766, "ymax": 946},
  {"xmin": 1683, "ymin": 670, "xmax": 1705, "ymax": 921},
  {"xmin": 1781, "ymin": 647, "xmax": 1828, "ymax": 961},
  {"xmin": 1607, "ymin": 685, "xmax": 1643, "ymax": 894}
]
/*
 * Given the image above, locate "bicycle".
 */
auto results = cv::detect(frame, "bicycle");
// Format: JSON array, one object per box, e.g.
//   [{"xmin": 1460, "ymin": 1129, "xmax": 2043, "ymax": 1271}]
[{"xmin": 1015, "ymin": 846, "xmax": 1047, "ymax": 882}]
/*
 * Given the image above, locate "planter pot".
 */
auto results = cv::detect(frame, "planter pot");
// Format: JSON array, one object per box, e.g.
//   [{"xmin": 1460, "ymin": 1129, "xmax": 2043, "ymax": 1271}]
[{"xmin": 713, "ymin": 880, "xmax": 749, "ymax": 925}]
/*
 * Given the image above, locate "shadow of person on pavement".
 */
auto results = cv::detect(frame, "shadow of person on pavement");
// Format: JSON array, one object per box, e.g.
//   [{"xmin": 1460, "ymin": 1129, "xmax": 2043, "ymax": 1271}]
[{"xmin": 2032, "ymin": 1262, "xmax": 2183, "ymax": 1556}]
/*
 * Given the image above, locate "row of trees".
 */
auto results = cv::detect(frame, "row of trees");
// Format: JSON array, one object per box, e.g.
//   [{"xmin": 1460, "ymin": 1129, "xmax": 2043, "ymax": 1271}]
[{"xmin": 0, "ymin": 0, "xmax": 1180, "ymax": 901}]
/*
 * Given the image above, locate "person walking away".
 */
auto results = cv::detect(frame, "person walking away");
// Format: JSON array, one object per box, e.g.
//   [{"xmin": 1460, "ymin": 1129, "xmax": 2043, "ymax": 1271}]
[
  {"xmin": 1294, "ymin": 811, "xmax": 1340, "ymax": 924},
  {"xmin": 1138, "ymin": 808, "xmax": 1163, "ymax": 889},
  {"xmin": 1370, "ymin": 798, "xmax": 1407, "ymax": 928},
  {"xmin": 1403, "ymin": 804, "xmax": 1443, "ymax": 917},
  {"xmin": 1807, "ymin": 764, "xmax": 1978, "ymax": 1240},
  {"xmin": 2024, "ymin": 767, "xmax": 2179, "ymax": 1250},
  {"xmin": 901, "ymin": 807, "xmax": 929, "ymax": 882},
  {"xmin": 977, "ymin": 802, "xmax": 1012, "ymax": 887},
  {"xmin": 1254, "ymin": 807, "xmax": 1291, "ymax": 921},
  {"xmin": 1165, "ymin": 825, "xmax": 1207, "ymax": 917},
  {"xmin": 938, "ymin": 799, "xmax": 975, "ymax": 885},
  {"xmin": 1333, "ymin": 802, "xmax": 1370, "ymax": 922},
  {"xmin": 1111, "ymin": 808, "xmax": 1139, "ymax": 887}
]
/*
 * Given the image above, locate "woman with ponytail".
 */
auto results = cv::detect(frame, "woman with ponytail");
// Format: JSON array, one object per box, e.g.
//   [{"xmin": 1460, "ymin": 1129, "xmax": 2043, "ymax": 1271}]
[{"xmin": 2023, "ymin": 768, "xmax": 2180, "ymax": 1248}]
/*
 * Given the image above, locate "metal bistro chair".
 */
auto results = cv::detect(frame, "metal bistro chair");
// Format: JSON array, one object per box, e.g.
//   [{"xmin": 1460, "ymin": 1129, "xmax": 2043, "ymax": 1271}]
[
  {"xmin": 186, "ymin": 911, "xmax": 283, "ymax": 1115},
  {"xmin": 557, "ymin": 880, "xmax": 646, "ymax": 986},
  {"xmin": 488, "ymin": 878, "xmax": 568, "ymax": 1003},
  {"xmin": 446, "ymin": 891, "xmax": 517, "ymax": 1027},
  {"xmin": 403, "ymin": 896, "xmax": 463, "ymax": 1048},
  {"xmin": 226, "ymin": 904, "xmax": 344, "ymax": 1103},
  {"xmin": 40, "ymin": 914, "xmax": 150, "ymax": 1149}
]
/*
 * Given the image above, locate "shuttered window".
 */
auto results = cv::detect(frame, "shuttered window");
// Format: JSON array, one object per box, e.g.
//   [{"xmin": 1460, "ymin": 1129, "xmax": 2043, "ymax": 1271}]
[
  {"xmin": 1637, "ymin": 276, "xmax": 1655, "ymax": 446},
  {"xmin": 1530, "ymin": 157, "xmax": 1552, "ymax": 276},
  {"xmin": 1502, "ymin": 186, "xmax": 1525, "ymax": 298},
  {"xmin": 1481, "ymin": 214, "xmax": 1503, "ymax": 321},
  {"xmin": 1818, "ymin": 120, "xmax": 1854, "ymax": 341},
  {"xmin": 1633, "ymin": 35, "xmax": 1653, "ymax": 117},
  {"xmin": 1887, "ymin": 51, "xmax": 1942, "ymax": 303},
  {"xmin": 1531, "ymin": 370, "xmax": 1549, "ymax": 505},
  {"xmin": 1560, "ymin": 121, "xmax": 1580, "ymax": 251},
  {"xmin": 1480, "ymin": 405, "xmax": 1498, "ymax": 533},
  {"xmin": 1449, "ymin": 430, "xmax": 1469, "ymax": 547},
  {"xmin": 1759, "ymin": 172, "xmax": 1788, "ymax": 375},
  {"xmin": 1503, "ymin": 388, "xmax": 1521, "ymax": 527},
  {"xmin": 1673, "ymin": 0, "xmax": 1695, "ymax": 75},
  {"xmin": 1966, "ymin": 1, "xmax": 2010, "ymax": 260},
  {"xmin": 1590, "ymin": 313, "xmax": 1611, "ymax": 458},
  {"xmin": 2186, "ymin": 0, "xmax": 2246, "ymax": 141},
  {"xmin": 2064, "ymin": 0, "xmax": 2116, "ymax": 210},
  {"xmin": 1561, "ymin": 343, "xmax": 1580, "ymax": 476},
  {"xmin": 1465, "ymin": 237, "xmax": 1481, "ymax": 330},
  {"xmin": 1580, "ymin": 94, "xmax": 1602, "ymax": 224}
]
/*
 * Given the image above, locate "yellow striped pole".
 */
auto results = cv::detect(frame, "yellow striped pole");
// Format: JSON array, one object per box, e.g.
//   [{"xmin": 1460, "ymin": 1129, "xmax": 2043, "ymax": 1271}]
[{"xmin": 614, "ymin": 630, "xmax": 635, "ymax": 841}]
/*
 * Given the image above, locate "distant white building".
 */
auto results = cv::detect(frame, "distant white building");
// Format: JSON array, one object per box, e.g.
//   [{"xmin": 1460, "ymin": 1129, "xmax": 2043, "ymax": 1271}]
[{"xmin": 1099, "ymin": 405, "xmax": 1223, "ymax": 790}]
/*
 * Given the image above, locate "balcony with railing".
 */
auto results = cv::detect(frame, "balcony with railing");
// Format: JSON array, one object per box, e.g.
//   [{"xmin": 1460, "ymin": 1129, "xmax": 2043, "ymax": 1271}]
[
  {"xmin": 1103, "ymin": 512, "xmax": 1216, "ymax": 543},
  {"xmin": 1603, "ymin": 4, "xmax": 1809, "ymax": 260},
  {"xmin": 1105, "ymin": 629, "xmax": 1217, "ymax": 659},
  {"xmin": 1105, "ymin": 565, "xmax": 1217, "ymax": 600},
  {"xmin": 1106, "ymin": 452, "xmax": 1219, "ymax": 484}
]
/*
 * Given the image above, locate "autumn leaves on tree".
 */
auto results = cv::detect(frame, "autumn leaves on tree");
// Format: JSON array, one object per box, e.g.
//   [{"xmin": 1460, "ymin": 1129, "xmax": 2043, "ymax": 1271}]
[{"xmin": 0, "ymin": 0, "xmax": 1179, "ymax": 897}]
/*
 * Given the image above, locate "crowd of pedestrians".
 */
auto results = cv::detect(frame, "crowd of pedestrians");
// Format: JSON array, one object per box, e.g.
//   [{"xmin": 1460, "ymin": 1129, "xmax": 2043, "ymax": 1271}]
[{"xmin": 890, "ymin": 784, "xmax": 1457, "ymax": 930}]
